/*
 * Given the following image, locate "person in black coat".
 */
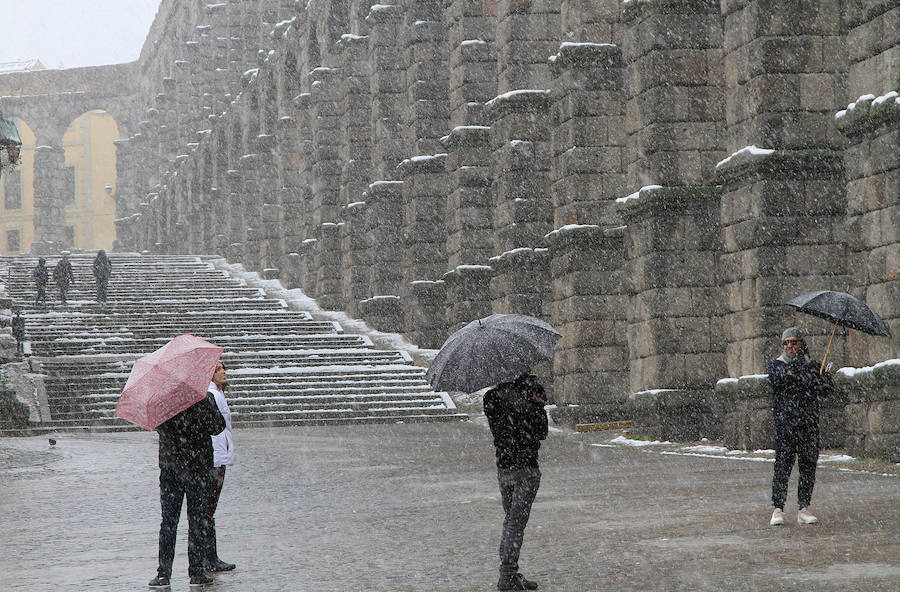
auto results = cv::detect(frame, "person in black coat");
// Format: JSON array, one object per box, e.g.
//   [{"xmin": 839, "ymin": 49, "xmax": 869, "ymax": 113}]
[
  {"xmin": 767, "ymin": 327, "xmax": 834, "ymax": 527},
  {"xmin": 32, "ymin": 258, "xmax": 48, "ymax": 306},
  {"xmin": 52, "ymin": 254, "xmax": 75, "ymax": 304},
  {"xmin": 92, "ymin": 250, "xmax": 112, "ymax": 303},
  {"xmin": 11, "ymin": 308, "xmax": 25, "ymax": 356},
  {"xmin": 483, "ymin": 373, "xmax": 548, "ymax": 591},
  {"xmin": 149, "ymin": 392, "xmax": 225, "ymax": 589}
]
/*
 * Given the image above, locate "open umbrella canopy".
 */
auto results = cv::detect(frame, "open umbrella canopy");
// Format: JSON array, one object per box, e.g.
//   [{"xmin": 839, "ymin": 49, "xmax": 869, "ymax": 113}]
[
  {"xmin": 425, "ymin": 313, "xmax": 562, "ymax": 393},
  {"xmin": 115, "ymin": 334, "xmax": 224, "ymax": 430},
  {"xmin": 785, "ymin": 290, "xmax": 891, "ymax": 337}
]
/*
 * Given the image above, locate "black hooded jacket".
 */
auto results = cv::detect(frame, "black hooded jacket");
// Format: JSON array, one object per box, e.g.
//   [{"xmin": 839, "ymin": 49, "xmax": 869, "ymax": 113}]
[
  {"xmin": 767, "ymin": 355, "xmax": 834, "ymax": 429},
  {"xmin": 483, "ymin": 376, "xmax": 548, "ymax": 470},
  {"xmin": 156, "ymin": 393, "xmax": 225, "ymax": 472}
]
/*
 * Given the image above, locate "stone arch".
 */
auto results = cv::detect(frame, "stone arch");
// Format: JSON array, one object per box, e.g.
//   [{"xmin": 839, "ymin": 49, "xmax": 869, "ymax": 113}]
[{"xmin": 59, "ymin": 110, "xmax": 120, "ymax": 251}]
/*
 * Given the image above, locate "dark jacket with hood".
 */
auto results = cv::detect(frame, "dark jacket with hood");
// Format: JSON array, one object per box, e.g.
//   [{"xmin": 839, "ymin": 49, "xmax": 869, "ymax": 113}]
[
  {"xmin": 156, "ymin": 393, "xmax": 225, "ymax": 472},
  {"xmin": 483, "ymin": 375, "xmax": 548, "ymax": 470},
  {"xmin": 767, "ymin": 352, "xmax": 834, "ymax": 429}
]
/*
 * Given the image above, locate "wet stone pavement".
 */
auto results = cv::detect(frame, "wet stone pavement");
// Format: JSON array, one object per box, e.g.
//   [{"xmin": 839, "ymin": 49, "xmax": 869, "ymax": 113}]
[{"xmin": 1, "ymin": 419, "xmax": 898, "ymax": 592}]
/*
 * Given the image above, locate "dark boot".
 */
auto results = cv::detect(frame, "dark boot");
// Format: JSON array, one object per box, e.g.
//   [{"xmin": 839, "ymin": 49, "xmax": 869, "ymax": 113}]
[
  {"xmin": 205, "ymin": 519, "xmax": 236, "ymax": 572},
  {"xmin": 498, "ymin": 573, "xmax": 538, "ymax": 590}
]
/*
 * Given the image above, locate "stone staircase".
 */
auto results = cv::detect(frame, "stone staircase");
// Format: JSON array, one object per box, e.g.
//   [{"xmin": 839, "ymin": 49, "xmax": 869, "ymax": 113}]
[{"xmin": 1, "ymin": 253, "xmax": 464, "ymax": 431}]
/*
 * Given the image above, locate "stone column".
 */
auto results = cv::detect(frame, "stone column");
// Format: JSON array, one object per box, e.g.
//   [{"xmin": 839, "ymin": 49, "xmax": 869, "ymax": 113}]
[
  {"xmin": 316, "ymin": 222, "xmax": 345, "ymax": 310},
  {"xmin": 257, "ymin": 134, "xmax": 283, "ymax": 270},
  {"xmin": 238, "ymin": 153, "xmax": 261, "ymax": 270},
  {"xmin": 340, "ymin": 201, "xmax": 372, "ymax": 318},
  {"xmin": 31, "ymin": 145, "xmax": 68, "ymax": 253},
  {"xmin": 717, "ymin": 0, "xmax": 849, "ymax": 377},
  {"xmin": 405, "ymin": 280, "xmax": 448, "ymax": 349},
  {"xmin": 836, "ymin": 3, "xmax": 899, "ymax": 365},
  {"xmin": 364, "ymin": 180, "xmax": 405, "ymax": 298},
  {"xmin": 560, "ymin": 0, "xmax": 621, "ymax": 43},
  {"xmin": 277, "ymin": 115, "xmax": 305, "ymax": 255},
  {"xmin": 398, "ymin": 153, "xmax": 450, "ymax": 348},
  {"xmin": 496, "ymin": 0, "xmax": 560, "ymax": 93},
  {"xmin": 545, "ymin": 225, "xmax": 629, "ymax": 423},
  {"xmin": 447, "ymin": 0, "xmax": 496, "ymax": 127},
  {"xmin": 619, "ymin": 185, "xmax": 727, "ymax": 439},
  {"xmin": 486, "ymin": 90, "xmax": 553, "ymax": 253},
  {"xmin": 338, "ymin": 33, "xmax": 373, "ymax": 209},
  {"xmin": 836, "ymin": 94, "xmax": 900, "ymax": 364},
  {"xmin": 398, "ymin": 154, "xmax": 449, "ymax": 287},
  {"xmin": 550, "ymin": 42, "xmax": 625, "ymax": 228},
  {"xmin": 442, "ymin": 264, "xmax": 494, "ymax": 333},
  {"xmin": 403, "ymin": 1, "xmax": 450, "ymax": 156},
  {"xmin": 367, "ymin": 4, "xmax": 406, "ymax": 181},
  {"xmin": 489, "ymin": 246, "xmax": 550, "ymax": 319},
  {"xmin": 441, "ymin": 125, "xmax": 495, "ymax": 268},
  {"xmin": 356, "ymin": 181, "xmax": 405, "ymax": 333},
  {"xmin": 308, "ymin": 67, "xmax": 344, "ymax": 227},
  {"xmin": 622, "ymin": 0, "xmax": 724, "ymax": 189}
]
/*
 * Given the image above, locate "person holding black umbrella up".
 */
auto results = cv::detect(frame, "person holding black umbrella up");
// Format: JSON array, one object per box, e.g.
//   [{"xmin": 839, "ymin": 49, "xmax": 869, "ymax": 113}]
[
  {"xmin": 484, "ymin": 373, "xmax": 548, "ymax": 590},
  {"xmin": 767, "ymin": 327, "xmax": 834, "ymax": 527}
]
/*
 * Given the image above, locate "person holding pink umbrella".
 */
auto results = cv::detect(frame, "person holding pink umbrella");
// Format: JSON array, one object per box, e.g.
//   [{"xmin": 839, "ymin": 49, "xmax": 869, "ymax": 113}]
[
  {"xmin": 118, "ymin": 336, "xmax": 227, "ymax": 589},
  {"xmin": 148, "ymin": 378, "xmax": 225, "ymax": 589}
]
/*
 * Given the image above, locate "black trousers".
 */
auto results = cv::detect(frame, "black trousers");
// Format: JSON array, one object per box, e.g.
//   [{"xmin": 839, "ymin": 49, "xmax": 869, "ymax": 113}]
[
  {"xmin": 205, "ymin": 466, "xmax": 227, "ymax": 564},
  {"xmin": 96, "ymin": 279, "xmax": 109, "ymax": 302},
  {"xmin": 157, "ymin": 468, "xmax": 212, "ymax": 579},
  {"xmin": 497, "ymin": 466, "xmax": 541, "ymax": 579},
  {"xmin": 772, "ymin": 423, "xmax": 818, "ymax": 510}
]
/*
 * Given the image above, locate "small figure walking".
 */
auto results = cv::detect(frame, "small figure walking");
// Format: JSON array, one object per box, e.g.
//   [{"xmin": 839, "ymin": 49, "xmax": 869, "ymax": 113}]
[
  {"xmin": 32, "ymin": 258, "xmax": 49, "ymax": 306},
  {"xmin": 53, "ymin": 253, "xmax": 75, "ymax": 304},
  {"xmin": 767, "ymin": 327, "xmax": 834, "ymax": 527},
  {"xmin": 92, "ymin": 250, "xmax": 112, "ymax": 304},
  {"xmin": 483, "ymin": 373, "xmax": 548, "ymax": 591},
  {"xmin": 11, "ymin": 308, "xmax": 25, "ymax": 356}
]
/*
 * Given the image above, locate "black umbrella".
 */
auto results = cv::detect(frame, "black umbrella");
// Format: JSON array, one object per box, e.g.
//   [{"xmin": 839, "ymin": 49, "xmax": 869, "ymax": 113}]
[
  {"xmin": 425, "ymin": 313, "xmax": 562, "ymax": 393},
  {"xmin": 785, "ymin": 289, "xmax": 892, "ymax": 372}
]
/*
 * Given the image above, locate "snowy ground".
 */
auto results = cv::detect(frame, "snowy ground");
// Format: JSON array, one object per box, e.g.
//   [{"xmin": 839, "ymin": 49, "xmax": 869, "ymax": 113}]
[{"xmin": 2, "ymin": 422, "xmax": 898, "ymax": 592}]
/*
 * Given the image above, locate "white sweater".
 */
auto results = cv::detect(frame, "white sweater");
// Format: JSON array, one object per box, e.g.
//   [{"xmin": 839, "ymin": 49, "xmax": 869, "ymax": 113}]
[{"xmin": 209, "ymin": 382, "xmax": 235, "ymax": 467}]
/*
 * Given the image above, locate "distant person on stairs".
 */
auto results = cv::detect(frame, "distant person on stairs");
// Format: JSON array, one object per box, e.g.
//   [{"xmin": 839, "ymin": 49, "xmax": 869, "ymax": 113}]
[
  {"xmin": 52, "ymin": 253, "xmax": 75, "ymax": 304},
  {"xmin": 205, "ymin": 360, "xmax": 237, "ymax": 573},
  {"xmin": 11, "ymin": 308, "xmax": 25, "ymax": 356},
  {"xmin": 92, "ymin": 250, "xmax": 112, "ymax": 304},
  {"xmin": 32, "ymin": 258, "xmax": 49, "ymax": 306}
]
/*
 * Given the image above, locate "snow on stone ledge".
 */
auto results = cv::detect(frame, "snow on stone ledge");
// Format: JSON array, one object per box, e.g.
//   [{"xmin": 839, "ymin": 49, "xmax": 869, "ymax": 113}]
[
  {"xmin": 715, "ymin": 145, "xmax": 774, "ymax": 170},
  {"xmin": 837, "ymin": 358, "xmax": 900, "ymax": 378},
  {"xmin": 544, "ymin": 223, "xmax": 601, "ymax": 241},
  {"xmin": 559, "ymin": 41, "xmax": 617, "ymax": 49},
  {"xmin": 835, "ymin": 93, "xmax": 878, "ymax": 119},
  {"xmin": 615, "ymin": 184, "xmax": 663, "ymax": 204}
]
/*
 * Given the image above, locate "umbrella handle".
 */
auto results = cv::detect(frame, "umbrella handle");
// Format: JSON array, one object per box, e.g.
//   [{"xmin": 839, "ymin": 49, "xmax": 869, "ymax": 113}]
[{"xmin": 820, "ymin": 320, "xmax": 838, "ymax": 374}]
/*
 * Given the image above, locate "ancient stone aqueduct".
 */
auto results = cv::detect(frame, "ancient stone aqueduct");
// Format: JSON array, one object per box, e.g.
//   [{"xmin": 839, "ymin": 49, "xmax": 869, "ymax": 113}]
[{"xmin": 0, "ymin": 0, "xmax": 897, "ymax": 454}]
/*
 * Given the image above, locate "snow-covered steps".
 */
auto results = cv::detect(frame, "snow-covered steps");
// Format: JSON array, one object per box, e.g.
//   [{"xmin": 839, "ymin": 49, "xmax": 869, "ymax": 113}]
[{"xmin": 3, "ymin": 254, "xmax": 465, "ymax": 431}]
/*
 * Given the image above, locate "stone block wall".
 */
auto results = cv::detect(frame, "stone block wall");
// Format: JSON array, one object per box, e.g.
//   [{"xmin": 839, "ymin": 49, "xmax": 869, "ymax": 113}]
[
  {"xmin": 619, "ymin": 186, "xmax": 727, "ymax": 396},
  {"xmin": 715, "ymin": 360, "xmax": 900, "ymax": 462},
  {"xmin": 546, "ymin": 225, "xmax": 629, "ymax": 417},
  {"xmin": 31, "ymin": 0, "xmax": 895, "ymax": 453}
]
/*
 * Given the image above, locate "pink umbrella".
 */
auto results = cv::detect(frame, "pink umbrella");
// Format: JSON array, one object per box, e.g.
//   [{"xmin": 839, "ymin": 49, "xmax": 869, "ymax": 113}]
[{"xmin": 116, "ymin": 334, "xmax": 224, "ymax": 430}]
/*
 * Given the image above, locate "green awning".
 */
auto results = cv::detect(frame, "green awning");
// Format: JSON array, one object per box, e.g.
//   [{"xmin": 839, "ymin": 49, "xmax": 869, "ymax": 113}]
[{"xmin": 0, "ymin": 117, "xmax": 21, "ymax": 146}]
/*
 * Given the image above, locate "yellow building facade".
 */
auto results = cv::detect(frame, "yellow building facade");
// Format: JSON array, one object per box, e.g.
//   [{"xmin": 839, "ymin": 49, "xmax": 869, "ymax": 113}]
[{"xmin": 0, "ymin": 110, "xmax": 118, "ymax": 255}]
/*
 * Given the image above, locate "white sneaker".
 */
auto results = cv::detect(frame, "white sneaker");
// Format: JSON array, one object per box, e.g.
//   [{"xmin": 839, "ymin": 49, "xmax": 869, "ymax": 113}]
[
  {"xmin": 770, "ymin": 508, "xmax": 785, "ymax": 526},
  {"xmin": 797, "ymin": 508, "xmax": 818, "ymax": 524}
]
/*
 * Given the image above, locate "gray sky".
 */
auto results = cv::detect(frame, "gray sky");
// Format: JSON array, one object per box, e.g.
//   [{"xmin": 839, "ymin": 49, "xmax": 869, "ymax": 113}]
[{"xmin": 0, "ymin": 0, "xmax": 161, "ymax": 69}]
